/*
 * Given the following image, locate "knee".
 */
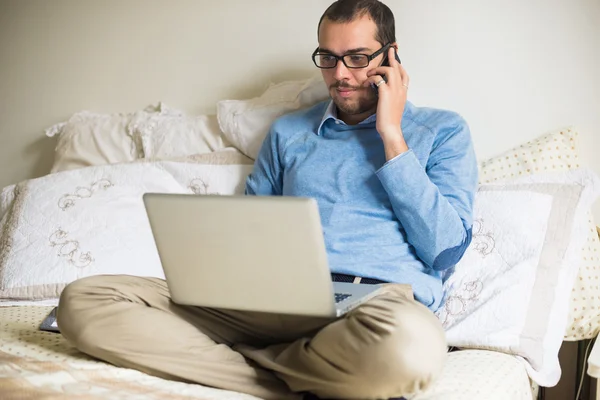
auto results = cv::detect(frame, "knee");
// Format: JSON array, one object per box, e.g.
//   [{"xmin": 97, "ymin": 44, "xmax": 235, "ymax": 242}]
[
  {"xmin": 386, "ymin": 300, "xmax": 447, "ymax": 395},
  {"xmin": 347, "ymin": 297, "xmax": 447, "ymax": 399},
  {"xmin": 59, "ymin": 275, "xmax": 98, "ymax": 301},
  {"xmin": 58, "ymin": 275, "xmax": 105, "ymax": 315},
  {"xmin": 56, "ymin": 276, "xmax": 112, "ymax": 346}
]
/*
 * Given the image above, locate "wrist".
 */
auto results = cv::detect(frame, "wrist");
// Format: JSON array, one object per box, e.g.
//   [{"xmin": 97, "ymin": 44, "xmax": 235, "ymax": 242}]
[{"xmin": 382, "ymin": 130, "xmax": 409, "ymax": 161}]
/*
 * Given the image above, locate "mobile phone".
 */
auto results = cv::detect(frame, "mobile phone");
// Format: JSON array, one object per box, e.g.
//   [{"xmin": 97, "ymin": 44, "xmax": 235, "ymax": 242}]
[
  {"xmin": 39, "ymin": 307, "xmax": 60, "ymax": 333},
  {"xmin": 381, "ymin": 48, "xmax": 402, "ymax": 67},
  {"xmin": 372, "ymin": 49, "xmax": 401, "ymax": 92}
]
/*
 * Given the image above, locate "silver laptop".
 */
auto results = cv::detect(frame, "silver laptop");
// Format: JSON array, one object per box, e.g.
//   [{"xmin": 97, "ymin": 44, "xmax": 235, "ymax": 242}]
[{"xmin": 142, "ymin": 193, "xmax": 384, "ymax": 317}]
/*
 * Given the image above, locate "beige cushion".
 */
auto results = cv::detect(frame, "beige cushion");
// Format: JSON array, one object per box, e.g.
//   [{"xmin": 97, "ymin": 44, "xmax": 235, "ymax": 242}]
[
  {"xmin": 46, "ymin": 111, "xmax": 142, "ymax": 173},
  {"xmin": 478, "ymin": 127, "xmax": 600, "ymax": 340},
  {"xmin": 128, "ymin": 111, "xmax": 232, "ymax": 160}
]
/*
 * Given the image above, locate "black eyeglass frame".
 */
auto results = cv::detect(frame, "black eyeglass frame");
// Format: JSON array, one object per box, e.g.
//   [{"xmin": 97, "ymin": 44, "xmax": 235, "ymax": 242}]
[{"xmin": 311, "ymin": 42, "xmax": 393, "ymax": 69}]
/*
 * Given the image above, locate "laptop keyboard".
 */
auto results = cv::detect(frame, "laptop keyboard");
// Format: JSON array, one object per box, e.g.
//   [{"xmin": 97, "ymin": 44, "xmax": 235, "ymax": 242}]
[{"xmin": 334, "ymin": 293, "xmax": 352, "ymax": 303}]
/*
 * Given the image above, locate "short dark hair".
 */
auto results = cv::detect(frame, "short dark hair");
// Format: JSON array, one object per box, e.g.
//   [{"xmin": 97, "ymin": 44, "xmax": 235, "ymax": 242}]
[{"xmin": 317, "ymin": 0, "xmax": 396, "ymax": 46}]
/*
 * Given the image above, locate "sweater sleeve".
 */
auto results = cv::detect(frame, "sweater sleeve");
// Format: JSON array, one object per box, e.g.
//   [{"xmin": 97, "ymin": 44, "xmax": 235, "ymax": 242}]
[
  {"xmin": 245, "ymin": 127, "xmax": 284, "ymax": 196},
  {"xmin": 375, "ymin": 118, "xmax": 478, "ymax": 271}
]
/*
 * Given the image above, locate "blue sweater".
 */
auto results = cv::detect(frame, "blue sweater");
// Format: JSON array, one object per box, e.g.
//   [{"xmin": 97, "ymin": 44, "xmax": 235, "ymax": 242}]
[{"xmin": 245, "ymin": 100, "xmax": 478, "ymax": 310}]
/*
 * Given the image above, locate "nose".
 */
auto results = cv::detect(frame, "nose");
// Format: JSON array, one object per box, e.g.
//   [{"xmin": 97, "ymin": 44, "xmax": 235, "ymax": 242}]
[{"xmin": 333, "ymin": 59, "xmax": 351, "ymax": 81}]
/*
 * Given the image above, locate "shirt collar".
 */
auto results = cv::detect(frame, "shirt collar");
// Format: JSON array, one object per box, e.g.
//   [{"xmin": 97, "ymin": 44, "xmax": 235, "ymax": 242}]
[{"xmin": 317, "ymin": 100, "xmax": 378, "ymax": 135}]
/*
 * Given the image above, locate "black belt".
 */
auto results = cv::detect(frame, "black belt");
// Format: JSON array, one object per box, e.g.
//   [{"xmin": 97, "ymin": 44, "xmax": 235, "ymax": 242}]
[{"xmin": 331, "ymin": 273, "xmax": 387, "ymax": 285}]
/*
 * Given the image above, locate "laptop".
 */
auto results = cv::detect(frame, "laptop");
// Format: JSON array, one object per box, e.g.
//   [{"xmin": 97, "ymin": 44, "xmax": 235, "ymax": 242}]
[{"xmin": 142, "ymin": 193, "xmax": 385, "ymax": 317}]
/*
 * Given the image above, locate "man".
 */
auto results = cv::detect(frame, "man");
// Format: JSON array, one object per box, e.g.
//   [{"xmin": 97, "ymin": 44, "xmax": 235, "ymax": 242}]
[{"xmin": 57, "ymin": 0, "xmax": 477, "ymax": 399}]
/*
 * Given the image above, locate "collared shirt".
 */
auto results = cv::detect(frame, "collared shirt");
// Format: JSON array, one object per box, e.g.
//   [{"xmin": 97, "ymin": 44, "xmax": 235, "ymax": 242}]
[
  {"xmin": 316, "ymin": 100, "xmax": 378, "ymax": 134},
  {"xmin": 245, "ymin": 100, "xmax": 478, "ymax": 310}
]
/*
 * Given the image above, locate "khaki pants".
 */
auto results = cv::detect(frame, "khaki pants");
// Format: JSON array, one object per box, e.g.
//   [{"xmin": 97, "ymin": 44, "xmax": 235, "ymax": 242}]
[{"xmin": 57, "ymin": 275, "xmax": 447, "ymax": 400}]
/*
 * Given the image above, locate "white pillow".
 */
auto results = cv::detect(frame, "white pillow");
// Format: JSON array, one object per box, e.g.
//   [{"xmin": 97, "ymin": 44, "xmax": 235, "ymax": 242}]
[
  {"xmin": 216, "ymin": 74, "xmax": 329, "ymax": 159},
  {"xmin": 129, "ymin": 109, "xmax": 231, "ymax": 160},
  {"xmin": 478, "ymin": 126, "xmax": 600, "ymax": 340},
  {"xmin": 0, "ymin": 160, "xmax": 253, "ymax": 300},
  {"xmin": 436, "ymin": 168, "xmax": 600, "ymax": 387}
]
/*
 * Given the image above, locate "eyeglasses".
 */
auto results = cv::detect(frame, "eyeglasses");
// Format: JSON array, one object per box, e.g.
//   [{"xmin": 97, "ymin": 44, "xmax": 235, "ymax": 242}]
[{"xmin": 311, "ymin": 43, "xmax": 392, "ymax": 69}]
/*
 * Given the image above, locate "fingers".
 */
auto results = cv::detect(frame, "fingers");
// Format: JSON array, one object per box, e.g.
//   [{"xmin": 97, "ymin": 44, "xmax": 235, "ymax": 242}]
[
  {"xmin": 367, "ymin": 48, "xmax": 401, "ymax": 82},
  {"xmin": 389, "ymin": 47, "xmax": 410, "ymax": 89},
  {"xmin": 366, "ymin": 67, "xmax": 389, "ymax": 79},
  {"xmin": 399, "ymin": 63, "xmax": 410, "ymax": 89},
  {"xmin": 365, "ymin": 74, "xmax": 387, "ymax": 89},
  {"xmin": 388, "ymin": 46, "xmax": 399, "ymax": 66},
  {"xmin": 366, "ymin": 47, "xmax": 410, "ymax": 90},
  {"xmin": 392, "ymin": 47, "xmax": 410, "ymax": 88}
]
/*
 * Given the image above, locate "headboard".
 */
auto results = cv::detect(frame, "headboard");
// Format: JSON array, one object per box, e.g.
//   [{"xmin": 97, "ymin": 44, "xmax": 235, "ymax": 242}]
[{"xmin": 1, "ymin": 0, "xmax": 598, "ymax": 217}]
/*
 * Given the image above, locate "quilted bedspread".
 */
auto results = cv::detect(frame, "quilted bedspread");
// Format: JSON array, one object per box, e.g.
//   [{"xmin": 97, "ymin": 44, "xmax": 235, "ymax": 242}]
[
  {"xmin": 0, "ymin": 306, "xmax": 261, "ymax": 400},
  {"xmin": 0, "ymin": 306, "xmax": 536, "ymax": 400}
]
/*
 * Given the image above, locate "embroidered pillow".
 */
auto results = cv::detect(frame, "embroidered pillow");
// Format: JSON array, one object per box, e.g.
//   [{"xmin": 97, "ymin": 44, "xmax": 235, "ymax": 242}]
[
  {"xmin": 478, "ymin": 127, "xmax": 600, "ymax": 340},
  {"xmin": 437, "ymin": 168, "xmax": 600, "ymax": 386},
  {"xmin": 0, "ymin": 160, "xmax": 253, "ymax": 300}
]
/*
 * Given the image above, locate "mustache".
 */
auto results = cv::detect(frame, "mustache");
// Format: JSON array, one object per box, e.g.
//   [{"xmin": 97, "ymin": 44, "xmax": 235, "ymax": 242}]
[{"xmin": 330, "ymin": 82, "xmax": 363, "ymax": 90}]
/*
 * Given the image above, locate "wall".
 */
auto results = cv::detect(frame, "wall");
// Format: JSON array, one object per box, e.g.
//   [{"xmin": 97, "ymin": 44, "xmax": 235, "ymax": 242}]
[{"xmin": 0, "ymin": 0, "xmax": 599, "ymax": 216}]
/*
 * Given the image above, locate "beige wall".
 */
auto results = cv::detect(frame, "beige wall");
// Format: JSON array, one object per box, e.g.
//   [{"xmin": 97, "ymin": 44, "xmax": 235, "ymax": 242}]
[{"xmin": 1, "ymin": 0, "xmax": 599, "ymax": 217}]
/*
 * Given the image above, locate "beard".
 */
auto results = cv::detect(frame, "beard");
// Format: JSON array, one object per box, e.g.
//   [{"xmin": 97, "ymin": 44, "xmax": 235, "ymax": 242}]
[{"xmin": 330, "ymin": 82, "xmax": 378, "ymax": 116}]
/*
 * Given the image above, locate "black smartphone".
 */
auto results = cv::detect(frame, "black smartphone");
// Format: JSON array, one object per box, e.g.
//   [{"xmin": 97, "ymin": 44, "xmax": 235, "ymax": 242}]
[
  {"xmin": 372, "ymin": 49, "xmax": 401, "ymax": 92},
  {"xmin": 381, "ymin": 48, "xmax": 402, "ymax": 67}
]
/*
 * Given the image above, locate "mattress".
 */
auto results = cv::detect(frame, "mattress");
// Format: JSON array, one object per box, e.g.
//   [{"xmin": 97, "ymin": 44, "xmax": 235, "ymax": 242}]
[{"xmin": 0, "ymin": 306, "xmax": 536, "ymax": 400}]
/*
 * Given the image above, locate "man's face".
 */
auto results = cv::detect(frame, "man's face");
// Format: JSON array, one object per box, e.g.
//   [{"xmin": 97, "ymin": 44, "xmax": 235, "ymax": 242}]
[{"xmin": 317, "ymin": 15, "xmax": 386, "ymax": 119}]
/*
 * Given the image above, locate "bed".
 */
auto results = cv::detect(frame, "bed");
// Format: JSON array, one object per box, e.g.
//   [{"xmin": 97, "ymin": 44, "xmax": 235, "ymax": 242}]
[
  {"xmin": 0, "ymin": 50, "xmax": 599, "ymax": 400},
  {"xmin": 0, "ymin": 306, "xmax": 536, "ymax": 400}
]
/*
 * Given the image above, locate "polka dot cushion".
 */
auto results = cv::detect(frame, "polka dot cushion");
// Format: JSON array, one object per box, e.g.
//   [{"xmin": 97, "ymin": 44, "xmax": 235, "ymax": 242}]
[{"xmin": 478, "ymin": 127, "xmax": 600, "ymax": 340}]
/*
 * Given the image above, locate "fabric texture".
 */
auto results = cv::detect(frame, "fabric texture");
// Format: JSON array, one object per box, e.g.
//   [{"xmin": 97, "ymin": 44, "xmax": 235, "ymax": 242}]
[
  {"xmin": 57, "ymin": 275, "xmax": 445, "ymax": 400},
  {"xmin": 436, "ymin": 168, "xmax": 600, "ymax": 386},
  {"xmin": 245, "ymin": 99, "xmax": 478, "ymax": 311},
  {"xmin": 478, "ymin": 127, "xmax": 600, "ymax": 340},
  {"xmin": 0, "ymin": 159, "xmax": 253, "ymax": 300}
]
